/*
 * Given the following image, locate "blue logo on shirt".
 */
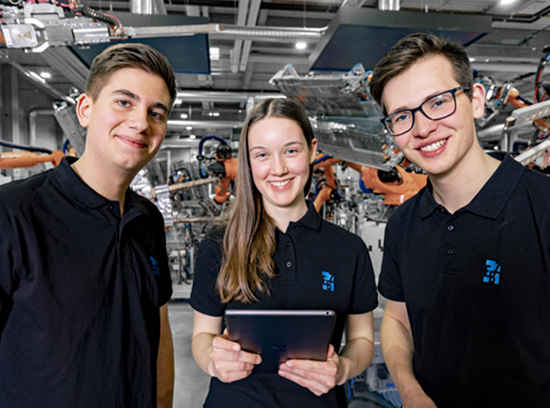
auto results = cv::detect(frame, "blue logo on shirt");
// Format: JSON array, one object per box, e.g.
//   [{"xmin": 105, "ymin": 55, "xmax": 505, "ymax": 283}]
[
  {"xmin": 483, "ymin": 260, "xmax": 500, "ymax": 285},
  {"xmin": 322, "ymin": 271, "xmax": 334, "ymax": 292},
  {"xmin": 150, "ymin": 256, "xmax": 160, "ymax": 276}
]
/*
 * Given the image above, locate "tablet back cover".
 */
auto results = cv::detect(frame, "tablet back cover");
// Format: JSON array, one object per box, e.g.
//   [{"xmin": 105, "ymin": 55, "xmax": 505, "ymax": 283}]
[{"xmin": 225, "ymin": 310, "xmax": 336, "ymax": 374}]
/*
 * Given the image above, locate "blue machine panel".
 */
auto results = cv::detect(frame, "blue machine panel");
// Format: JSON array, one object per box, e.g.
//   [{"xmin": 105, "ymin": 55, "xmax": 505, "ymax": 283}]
[{"xmin": 309, "ymin": 8, "xmax": 491, "ymax": 72}]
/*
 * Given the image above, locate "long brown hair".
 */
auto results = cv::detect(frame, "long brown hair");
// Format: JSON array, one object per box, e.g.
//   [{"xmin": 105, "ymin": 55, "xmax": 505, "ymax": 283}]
[{"xmin": 216, "ymin": 98, "xmax": 316, "ymax": 303}]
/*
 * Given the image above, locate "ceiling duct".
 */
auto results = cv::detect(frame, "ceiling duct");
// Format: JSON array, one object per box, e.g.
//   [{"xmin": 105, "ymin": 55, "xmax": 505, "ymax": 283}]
[{"xmin": 211, "ymin": 25, "xmax": 325, "ymax": 43}]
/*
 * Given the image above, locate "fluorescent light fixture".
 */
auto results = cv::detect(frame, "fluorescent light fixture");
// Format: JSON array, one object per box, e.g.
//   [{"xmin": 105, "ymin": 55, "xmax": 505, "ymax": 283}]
[
  {"xmin": 180, "ymin": 113, "xmax": 188, "ymax": 119},
  {"xmin": 469, "ymin": 57, "xmax": 476, "ymax": 62},
  {"xmin": 40, "ymin": 72, "xmax": 51, "ymax": 79},
  {"xmin": 210, "ymin": 47, "xmax": 220, "ymax": 61},
  {"xmin": 500, "ymin": 0, "xmax": 515, "ymax": 4},
  {"xmin": 186, "ymin": 126, "xmax": 193, "ymax": 130},
  {"xmin": 189, "ymin": 135, "xmax": 196, "ymax": 139},
  {"xmin": 295, "ymin": 42, "xmax": 307, "ymax": 50},
  {"xmin": 175, "ymin": 99, "xmax": 182, "ymax": 105}
]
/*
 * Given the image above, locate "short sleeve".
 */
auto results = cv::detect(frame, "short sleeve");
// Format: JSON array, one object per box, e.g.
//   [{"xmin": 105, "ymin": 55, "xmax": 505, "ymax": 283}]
[
  {"xmin": 189, "ymin": 231, "xmax": 226, "ymax": 317},
  {"xmin": 156, "ymin": 221, "xmax": 173, "ymax": 306},
  {"xmin": 378, "ymin": 214, "xmax": 405, "ymax": 302},
  {"xmin": 0, "ymin": 218, "xmax": 18, "ymax": 330},
  {"xmin": 349, "ymin": 240, "xmax": 378, "ymax": 314}
]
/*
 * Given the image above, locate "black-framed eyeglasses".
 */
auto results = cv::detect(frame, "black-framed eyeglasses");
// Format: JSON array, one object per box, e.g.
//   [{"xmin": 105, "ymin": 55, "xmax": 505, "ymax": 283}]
[{"xmin": 381, "ymin": 86, "xmax": 470, "ymax": 137}]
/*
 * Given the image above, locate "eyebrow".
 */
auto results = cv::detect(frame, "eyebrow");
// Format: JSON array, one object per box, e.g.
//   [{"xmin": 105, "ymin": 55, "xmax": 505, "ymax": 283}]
[
  {"xmin": 388, "ymin": 89, "xmax": 448, "ymax": 115},
  {"xmin": 249, "ymin": 140, "xmax": 304, "ymax": 151},
  {"xmin": 112, "ymin": 89, "xmax": 169, "ymax": 113}
]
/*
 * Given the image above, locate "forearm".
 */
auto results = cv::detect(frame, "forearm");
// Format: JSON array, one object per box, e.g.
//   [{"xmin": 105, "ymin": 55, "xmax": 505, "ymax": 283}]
[
  {"xmin": 157, "ymin": 306, "xmax": 174, "ymax": 408},
  {"xmin": 192, "ymin": 331, "xmax": 217, "ymax": 376},
  {"xmin": 336, "ymin": 337, "xmax": 375, "ymax": 385},
  {"xmin": 380, "ymin": 315, "xmax": 425, "ymax": 400}
]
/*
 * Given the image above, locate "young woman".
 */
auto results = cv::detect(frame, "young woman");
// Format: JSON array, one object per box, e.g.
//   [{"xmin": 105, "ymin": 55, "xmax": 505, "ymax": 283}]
[{"xmin": 190, "ymin": 98, "xmax": 378, "ymax": 408}]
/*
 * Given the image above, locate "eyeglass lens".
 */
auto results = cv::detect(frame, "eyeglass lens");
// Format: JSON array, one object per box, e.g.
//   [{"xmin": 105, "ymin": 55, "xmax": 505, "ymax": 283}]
[{"xmin": 385, "ymin": 90, "xmax": 457, "ymax": 135}]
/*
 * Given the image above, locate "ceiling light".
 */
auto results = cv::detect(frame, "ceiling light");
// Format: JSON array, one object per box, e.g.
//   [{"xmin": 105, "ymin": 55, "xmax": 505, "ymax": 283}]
[
  {"xmin": 40, "ymin": 72, "xmax": 51, "ymax": 79},
  {"xmin": 180, "ymin": 113, "xmax": 188, "ymax": 119},
  {"xmin": 296, "ymin": 42, "xmax": 307, "ymax": 50},
  {"xmin": 210, "ymin": 47, "xmax": 220, "ymax": 61},
  {"xmin": 175, "ymin": 99, "xmax": 182, "ymax": 105},
  {"xmin": 186, "ymin": 126, "xmax": 193, "ymax": 130},
  {"xmin": 500, "ymin": 0, "xmax": 516, "ymax": 4},
  {"xmin": 189, "ymin": 135, "xmax": 196, "ymax": 139},
  {"xmin": 469, "ymin": 57, "xmax": 476, "ymax": 62}
]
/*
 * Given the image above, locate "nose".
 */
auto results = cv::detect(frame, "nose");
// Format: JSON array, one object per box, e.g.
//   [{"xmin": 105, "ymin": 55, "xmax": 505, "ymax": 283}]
[
  {"xmin": 271, "ymin": 155, "xmax": 288, "ymax": 176},
  {"xmin": 128, "ymin": 107, "xmax": 151, "ymax": 134},
  {"xmin": 411, "ymin": 109, "xmax": 436, "ymax": 138}
]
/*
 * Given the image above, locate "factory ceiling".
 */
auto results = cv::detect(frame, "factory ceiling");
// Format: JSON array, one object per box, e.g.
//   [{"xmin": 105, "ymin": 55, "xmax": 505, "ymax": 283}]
[{"xmin": 3, "ymin": 0, "xmax": 550, "ymax": 139}]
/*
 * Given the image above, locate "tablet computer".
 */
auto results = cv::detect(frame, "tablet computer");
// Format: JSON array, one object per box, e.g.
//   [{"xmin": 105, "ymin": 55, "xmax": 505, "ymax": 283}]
[{"xmin": 224, "ymin": 309, "xmax": 336, "ymax": 374}]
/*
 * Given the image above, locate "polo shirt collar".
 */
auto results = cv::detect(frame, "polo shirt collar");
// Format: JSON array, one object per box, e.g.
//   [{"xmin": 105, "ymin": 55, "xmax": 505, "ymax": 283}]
[
  {"xmin": 54, "ymin": 156, "xmax": 150, "ymax": 217},
  {"xmin": 294, "ymin": 199, "xmax": 322, "ymax": 232},
  {"xmin": 420, "ymin": 153, "xmax": 523, "ymax": 219}
]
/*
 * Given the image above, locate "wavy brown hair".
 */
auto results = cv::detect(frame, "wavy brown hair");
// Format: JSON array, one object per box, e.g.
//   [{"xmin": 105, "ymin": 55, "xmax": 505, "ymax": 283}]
[{"xmin": 216, "ymin": 98, "xmax": 316, "ymax": 303}]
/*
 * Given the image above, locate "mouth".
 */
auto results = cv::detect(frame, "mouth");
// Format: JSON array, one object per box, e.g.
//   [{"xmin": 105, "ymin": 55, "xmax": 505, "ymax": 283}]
[
  {"xmin": 269, "ymin": 179, "xmax": 292, "ymax": 187},
  {"xmin": 419, "ymin": 138, "xmax": 447, "ymax": 153},
  {"xmin": 117, "ymin": 135, "xmax": 148, "ymax": 149}
]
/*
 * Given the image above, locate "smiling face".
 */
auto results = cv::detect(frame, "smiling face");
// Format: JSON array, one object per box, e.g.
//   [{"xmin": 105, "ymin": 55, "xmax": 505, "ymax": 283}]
[
  {"xmin": 76, "ymin": 67, "xmax": 171, "ymax": 178},
  {"xmin": 248, "ymin": 116, "xmax": 317, "ymax": 218},
  {"xmin": 382, "ymin": 55, "xmax": 485, "ymax": 179}
]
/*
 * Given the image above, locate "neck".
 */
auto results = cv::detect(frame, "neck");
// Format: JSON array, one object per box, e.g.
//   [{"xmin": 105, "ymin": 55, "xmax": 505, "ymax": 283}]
[
  {"xmin": 266, "ymin": 200, "xmax": 309, "ymax": 233},
  {"xmin": 430, "ymin": 147, "xmax": 500, "ymax": 214},
  {"xmin": 71, "ymin": 154, "xmax": 133, "ymax": 214}
]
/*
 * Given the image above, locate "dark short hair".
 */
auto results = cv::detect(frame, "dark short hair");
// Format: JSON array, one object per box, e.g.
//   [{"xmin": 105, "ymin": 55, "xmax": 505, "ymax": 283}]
[
  {"xmin": 238, "ymin": 98, "xmax": 316, "ymax": 198},
  {"xmin": 370, "ymin": 33, "xmax": 473, "ymax": 114},
  {"xmin": 85, "ymin": 43, "xmax": 177, "ymax": 111}
]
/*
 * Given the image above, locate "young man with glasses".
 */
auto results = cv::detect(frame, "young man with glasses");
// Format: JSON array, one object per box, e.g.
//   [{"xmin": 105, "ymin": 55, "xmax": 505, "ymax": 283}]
[{"xmin": 370, "ymin": 33, "xmax": 550, "ymax": 407}]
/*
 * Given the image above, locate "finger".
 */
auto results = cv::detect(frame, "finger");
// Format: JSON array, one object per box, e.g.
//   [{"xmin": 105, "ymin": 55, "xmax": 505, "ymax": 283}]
[
  {"xmin": 278, "ymin": 369, "xmax": 333, "ymax": 396},
  {"xmin": 326, "ymin": 344, "xmax": 335, "ymax": 358},
  {"xmin": 282, "ymin": 359, "xmax": 338, "ymax": 377},
  {"xmin": 211, "ymin": 348, "xmax": 262, "ymax": 366},
  {"xmin": 212, "ymin": 335, "xmax": 241, "ymax": 352}
]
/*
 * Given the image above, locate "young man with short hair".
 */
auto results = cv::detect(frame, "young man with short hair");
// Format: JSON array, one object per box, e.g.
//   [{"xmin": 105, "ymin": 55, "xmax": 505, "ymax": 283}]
[
  {"xmin": 0, "ymin": 43, "xmax": 177, "ymax": 407},
  {"xmin": 371, "ymin": 33, "xmax": 550, "ymax": 407}
]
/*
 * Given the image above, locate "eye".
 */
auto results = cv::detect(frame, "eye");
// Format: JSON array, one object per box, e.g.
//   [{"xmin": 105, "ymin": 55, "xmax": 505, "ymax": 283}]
[
  {"xmin": 117, "ymin": 100, "xmax": 130, "ymax": 107},
  {"xmin": 392, "ymin": 112, "xmax": 410, "ymax": 124},
  {"xmin": 150, "ymin": 110, "xmax": 166, "ymax": 121}
]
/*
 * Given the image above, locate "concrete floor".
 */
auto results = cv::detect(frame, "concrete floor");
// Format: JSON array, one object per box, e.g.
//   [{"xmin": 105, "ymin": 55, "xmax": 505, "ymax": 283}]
[{"xmin": 168, "ymin": 300, "xmax": 210, "ymax": 408}]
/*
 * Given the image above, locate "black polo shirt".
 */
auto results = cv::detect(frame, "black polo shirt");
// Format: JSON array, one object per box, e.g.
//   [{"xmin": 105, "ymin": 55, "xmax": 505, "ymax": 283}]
[
  {"xmin": 379, "ymin": 153, "xmax": 550, "ymax": 407},
  {"xmin": 0, "ymin": 157, "xmax": 172, "ymax": 408},
  {"xmin": 191, "ymin": 201, "xmax": 378, "ymax": 408}
]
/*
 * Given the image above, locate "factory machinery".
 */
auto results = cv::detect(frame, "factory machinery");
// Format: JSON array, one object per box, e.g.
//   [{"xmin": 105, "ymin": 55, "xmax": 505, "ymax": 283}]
[{"xmin": 3, "ymin": 4, "xmax": 550, "ymax": 403}]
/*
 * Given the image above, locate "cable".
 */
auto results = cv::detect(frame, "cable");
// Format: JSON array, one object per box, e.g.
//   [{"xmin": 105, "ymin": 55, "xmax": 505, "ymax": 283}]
[
  {"xmin": 74, "ymin": 5, "xmax": 119, "ymax": 26},
  {"xmin": 0, "ymin": 139, "xmax": 52, "ymax": 154},
  {"xmin": 62, "ymin": 139, "xmax": 70, "ymax": 154}
]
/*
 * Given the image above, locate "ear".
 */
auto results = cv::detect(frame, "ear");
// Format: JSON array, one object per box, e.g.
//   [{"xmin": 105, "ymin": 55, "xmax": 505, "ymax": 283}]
[
  {"xmin": 309, "ymin": 138, "xmax": 318, "ymax": 164},
  {"xmin": 76, "ymin": 93, "xmax": 93, "ymax": 128},
  {"xmin": 471, "ymin": 82, "xmax": 486, "ymax": 120}
]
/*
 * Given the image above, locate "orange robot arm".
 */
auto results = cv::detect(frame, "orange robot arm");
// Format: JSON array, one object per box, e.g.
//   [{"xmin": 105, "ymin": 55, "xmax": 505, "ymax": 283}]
[
  {"xmin": 0, "ymin": 151, "xmax": 65, "ymax": 169},
  {"xmin": 214, "ymin": 157, "xmax": 238, "ymax": 204}
]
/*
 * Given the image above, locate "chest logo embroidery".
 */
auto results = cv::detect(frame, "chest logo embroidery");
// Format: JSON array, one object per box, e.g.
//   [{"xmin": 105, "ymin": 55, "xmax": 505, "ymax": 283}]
[
  {"xmin": 483, "ymin": 260, "xmax": 501, "ymax": 285},
  {"xmin": 150, "ymin": 256, "xmax": 160, "ymax": 276},
  {"xmin": 322, "ymin": 271, "xmax": 335, "ymax": 292}
]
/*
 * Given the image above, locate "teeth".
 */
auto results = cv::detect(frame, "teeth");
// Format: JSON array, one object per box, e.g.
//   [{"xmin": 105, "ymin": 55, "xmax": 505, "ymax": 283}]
[
  {"xmin": 270, "ymin": 180, "xmax": 291, "ymax": 187},
  {"xmin": 420, "ymin": 139, "xmax": 446, "ymax": 152}
]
